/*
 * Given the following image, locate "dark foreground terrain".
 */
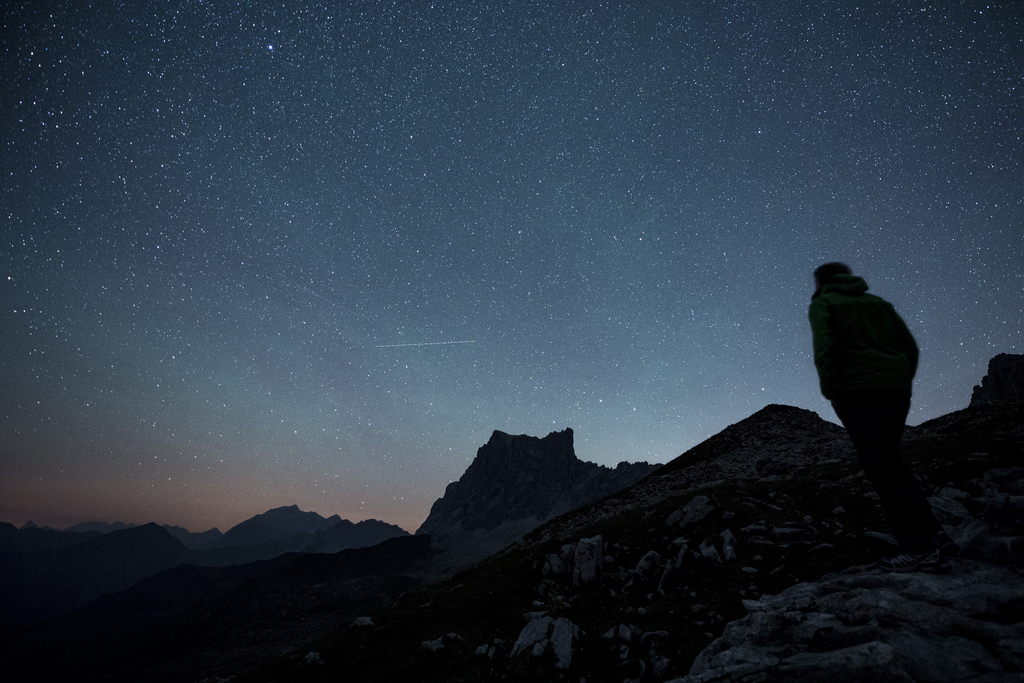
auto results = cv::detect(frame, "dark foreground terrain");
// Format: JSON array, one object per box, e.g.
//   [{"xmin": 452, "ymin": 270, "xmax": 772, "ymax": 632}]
[{"xmin": 2, "ymin": 535, "xmax": 431, "ymax": 682}]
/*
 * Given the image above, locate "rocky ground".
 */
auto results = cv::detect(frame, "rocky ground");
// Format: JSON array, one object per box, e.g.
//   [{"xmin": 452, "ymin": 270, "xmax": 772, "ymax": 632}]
[
  {"xmin": 681, "ymin": 559, "xmax": 1024, "ymax": 683},
  {"xmin": 236, "ymin": 402, "xmax": 1024, "ymax": 683}
]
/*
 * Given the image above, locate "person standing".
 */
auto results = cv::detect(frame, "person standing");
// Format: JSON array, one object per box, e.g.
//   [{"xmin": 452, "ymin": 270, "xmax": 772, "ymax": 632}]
[{"xmin": 809, "ymin": 262, "xmax": 947, "ymax": 571}]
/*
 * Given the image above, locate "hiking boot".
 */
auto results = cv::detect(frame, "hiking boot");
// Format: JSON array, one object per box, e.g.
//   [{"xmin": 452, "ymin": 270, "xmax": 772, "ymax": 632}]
[{"xmin": 878, "ymin": 549, "xmax": 947, "ymax": 573}]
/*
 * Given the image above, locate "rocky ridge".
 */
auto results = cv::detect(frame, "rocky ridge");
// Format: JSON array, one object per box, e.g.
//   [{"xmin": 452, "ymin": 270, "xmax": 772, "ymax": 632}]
[{"xmin": 533, "ymin": 405, "xmax": 855, "ymax": 545}]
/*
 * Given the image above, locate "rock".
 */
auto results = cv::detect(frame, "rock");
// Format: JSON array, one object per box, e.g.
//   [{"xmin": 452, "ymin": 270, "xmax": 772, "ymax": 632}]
[
  {"xmin": 720, "ymin": 529, "xmax": 738, "ymax": 562},
  {"xmin": 928, "ymin": 494, "xmax": 972, "ymax": 525},
  {"xmin": 547, "ymin": 617, "xmax": 578, "ymax": 670},
  {"xmin": 601, "ymin": 623, "xmax": 637, "ymax": 644},
  {"xmin": 634, "ymin": 550, "xmax": 661, "ymax": 576},
  {"xmin": 473, "ymin": 642, "xmax": 497, "ymax": 658},
  {"xmin": 864, "ymin": 531, "xmax": 898, "ymax": 546},
  {"xmin": 657, "ymin": 558, "xmax": 675, "ymax": 593},
  {"xmin": 421, "ymin": 633, "xmax": 464, "ymax": 652},
  {"xmin": 699, "ymin": 538, "xmax": 722, "ymax": 563},
  {"xmin": 985, "ymin": 467, "xmax": 1024, "ymax": 487},
  {"xmin": 672, "ymin": 537, "xmax": 690, "ymax": 566},
  {"xmin": 667, "ymin": 495, "xmax": 717, "ymax": 530},
  {"xmin": 573, "ymin": 535, "xmax": 603, "ymax": 586},
  {"xmin": 302, "ymin": 652, "xmax": 323, "ymax": 665},
  {"xmin": 623, "ymin": 550, "xmax": 662, "ymax": 592},
  {"xmin": 970, "ymin": 353, "xmax": 1024, "ymax": 406},
  {"xmin": 985, "ymin": 496, "xmax": 1024, "ymax": 530},
  {"xmin": 950, "ymin": 518, "xmax": 1024, "ymax": 564},
  {"xmin": 350, "ymin": 616, "xmax": 374, "ymax": 627},
  {"xmin": 937, "ymin": 487, "xmax": 970, "ymax": 501},
  {"xmin": 511, "ymin": 616, "xmax": 579, "ymax": 669},
  {"xmin": 771, "ymin": 526, "xmax": 806, "ymax": 544},
  {"xmin": 650, "ymin": 648, "xmax": 672, "ymax": 678},
  {"xmin": 778, "ymin": 641, "xmax": 914, "ymax": 682},
  {"xmin": 741, "ymin": 523, "xmax": 772, "ymax": 545},
  {"xmin": 542, "ymin": 552, "xmax": 566, "ymax": 577}
]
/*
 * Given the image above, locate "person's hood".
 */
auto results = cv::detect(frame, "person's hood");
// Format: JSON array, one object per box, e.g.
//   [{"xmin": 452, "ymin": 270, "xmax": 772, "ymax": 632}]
[{"xmin": 812, "ymin": 274, "xmax": 868, "ymax": 300}]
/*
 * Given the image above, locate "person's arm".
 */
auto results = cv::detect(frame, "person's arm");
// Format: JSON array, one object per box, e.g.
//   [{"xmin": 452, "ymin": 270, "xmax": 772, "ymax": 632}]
[{"xmin": 809, "ymin": 298, "xmax": 837, "ymax": 399}]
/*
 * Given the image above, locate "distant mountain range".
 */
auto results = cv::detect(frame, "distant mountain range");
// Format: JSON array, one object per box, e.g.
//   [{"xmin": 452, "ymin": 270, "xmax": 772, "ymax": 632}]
[{"xmin": 0, "ymin": 506, "xmax": 409, "ymax": 629}]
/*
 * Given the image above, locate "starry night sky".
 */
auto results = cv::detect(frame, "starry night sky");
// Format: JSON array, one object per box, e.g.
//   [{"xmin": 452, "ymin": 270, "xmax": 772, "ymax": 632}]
[{"xmin": 3, "ymin": 1, "xmax": 1021, "ymax": 534}]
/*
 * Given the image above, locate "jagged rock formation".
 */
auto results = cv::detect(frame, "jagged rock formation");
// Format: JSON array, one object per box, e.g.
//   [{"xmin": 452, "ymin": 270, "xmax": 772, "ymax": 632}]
[
  {"xmin": 971, "ymin": 353, "xmax": 1024, "ymax": 406},
  {"xmin": 416, "ymin": 428, "xmax": 659, "ymax": 568}
]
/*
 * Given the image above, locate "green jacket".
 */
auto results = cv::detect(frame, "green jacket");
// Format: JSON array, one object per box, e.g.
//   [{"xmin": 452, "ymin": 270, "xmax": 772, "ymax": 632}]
[{"xmin": 808, "ymin": 274, "xmax": 918, "ymax": 400}]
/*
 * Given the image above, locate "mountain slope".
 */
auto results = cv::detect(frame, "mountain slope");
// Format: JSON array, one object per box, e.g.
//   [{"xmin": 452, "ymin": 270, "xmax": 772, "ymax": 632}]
[{"xmin": 237, "ymin": 402, "xmax": 1023, "ymax": 683}]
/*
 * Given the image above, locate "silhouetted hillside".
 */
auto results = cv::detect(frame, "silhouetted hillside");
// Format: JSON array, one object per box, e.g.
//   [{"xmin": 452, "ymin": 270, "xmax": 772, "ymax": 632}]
[
  {"xmin": 0, "ymin": 521, "xmax": 101, "ymax": 553},
  {"xmin": 0, "ymin": 523, "xmax": 191, "ymax": 628}
]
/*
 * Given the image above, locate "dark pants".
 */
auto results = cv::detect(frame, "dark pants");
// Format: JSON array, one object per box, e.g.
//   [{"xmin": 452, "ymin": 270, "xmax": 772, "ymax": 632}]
[{"xmin": 832, "ymin": 391, "xmax": 941, "ymax": 554}]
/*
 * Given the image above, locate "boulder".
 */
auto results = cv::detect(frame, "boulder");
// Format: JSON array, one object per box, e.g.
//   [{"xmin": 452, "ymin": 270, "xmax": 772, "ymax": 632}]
[
  {"xmin": 511, "ymin": 616, "xmax": 579, "ymax": 669},
  {"xmin": 666, "ymin": 495, "xmax": 717, "ymax": 530},
  {"xmin": 572, "ymin": 535, "xmax": 604, "ymax": 586}
]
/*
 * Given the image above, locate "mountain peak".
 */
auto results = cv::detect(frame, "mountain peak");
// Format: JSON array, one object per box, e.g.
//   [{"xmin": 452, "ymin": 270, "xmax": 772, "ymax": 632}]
[
  {"xmin": 219, "ymin": 505, "xmax": 338, "ymax": 547},
  {"xmin": 416, "ymin": 428, "xmax": 659, "ymax": 567}
]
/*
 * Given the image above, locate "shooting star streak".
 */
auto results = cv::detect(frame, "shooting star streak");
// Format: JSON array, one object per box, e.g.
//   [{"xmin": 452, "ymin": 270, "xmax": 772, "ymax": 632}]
[{"xmin": 375, "ymin": 340, "xmax": 477, "ymax": 348}]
